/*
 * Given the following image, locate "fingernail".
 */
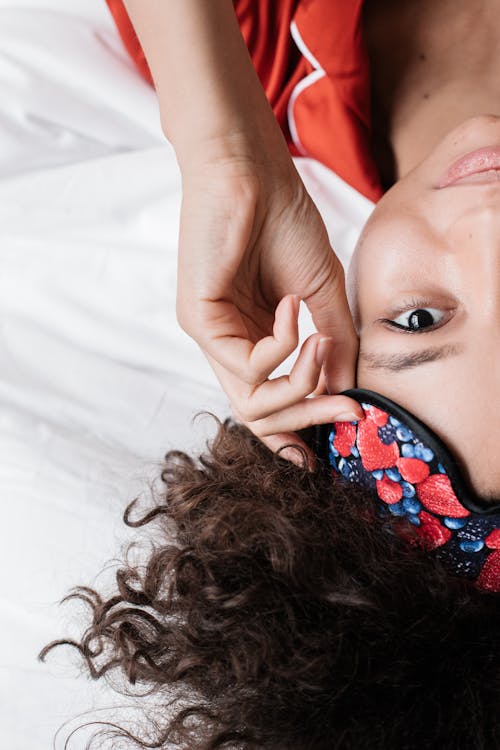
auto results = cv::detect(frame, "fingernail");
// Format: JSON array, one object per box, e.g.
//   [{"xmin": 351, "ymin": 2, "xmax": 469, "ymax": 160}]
[
  {"xmin": 315, "ymin": 336, "xmax": 333, "ymax": 368},
  {"xmin": 334, "ymin": 412, "xmax": 362, "ymax": 422},
  {"xmin": 280, "ymin": 447, "xmax": 306, "ymax": 467}
]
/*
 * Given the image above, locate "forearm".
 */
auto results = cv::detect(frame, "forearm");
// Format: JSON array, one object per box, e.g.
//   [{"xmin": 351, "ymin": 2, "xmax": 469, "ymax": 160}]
[{"xmin": 122, "ymin": 0, "xmax": 290, "ymax": 170}]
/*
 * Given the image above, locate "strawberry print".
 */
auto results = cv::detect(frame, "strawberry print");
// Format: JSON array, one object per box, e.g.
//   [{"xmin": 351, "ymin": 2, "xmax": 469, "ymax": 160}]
[
  {"xmin": 397, "ymin": 457, "xmax": 430, "ymax": 484},
  {"xmin": 485, "ymin": 529, "xmax": 500, "ymax": 550},
  {"xmin": 357, "ymin": 418, "xmax": 399, "ymax": 471},
  {"xmin": 369, "ymin": 405, "xmax": 389, "ymax": 427},
  {"xmin": 414, "ymin": 511, "xmax": 452, "ymax": 550},
  {"xmin": 416, "ymin": 475, "xmax": 470, "ymax": 518},
  {"xmin": 376, "ymin": 475, "xmax": 403, "ymax": 505},
  {"xmin": 333, "ymin": 421, "xmax": 357, "ymax": 458},
  {"xmin": 476, "ymin": 550, "xmax": 500, "ymax": 592}
]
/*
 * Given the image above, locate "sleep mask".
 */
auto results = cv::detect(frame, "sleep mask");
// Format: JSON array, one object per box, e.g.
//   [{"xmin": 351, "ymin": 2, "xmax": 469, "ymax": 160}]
[{"xmin": 317, "ymin": 389, "xmax": 500, "ymax": 593}]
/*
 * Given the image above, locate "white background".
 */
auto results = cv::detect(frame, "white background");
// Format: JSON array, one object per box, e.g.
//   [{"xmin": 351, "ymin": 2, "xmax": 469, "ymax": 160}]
[{"xmin": 0, "ymin": 2, "xmax": 373, "ymax": 747}]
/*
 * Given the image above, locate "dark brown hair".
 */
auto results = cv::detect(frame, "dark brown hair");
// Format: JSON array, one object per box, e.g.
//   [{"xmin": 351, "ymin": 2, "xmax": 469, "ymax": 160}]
[{"xmin": 40, "ymin": 418, "xmax": 500, "ymax": 750}]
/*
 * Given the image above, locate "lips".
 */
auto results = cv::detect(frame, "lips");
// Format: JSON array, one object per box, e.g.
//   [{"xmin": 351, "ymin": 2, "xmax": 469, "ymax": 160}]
[{"xmin": 439, "ymin": 146, "xmax": 500, "ymax": 187}]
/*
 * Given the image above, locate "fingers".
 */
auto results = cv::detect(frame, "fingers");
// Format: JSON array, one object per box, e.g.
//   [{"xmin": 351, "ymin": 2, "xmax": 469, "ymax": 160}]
[
  {"xmin": 203, "ymin": 290, "xmax": 362, "ymax": 472},
  {"xmin": 207, "ymin": 344, "xmax": 360, "ymax": 472},
  {"xmin": 206, "ymin": 289, "xmax": 363, "ymax": 428},
  {"xmin": 258, "ymin": 432, "xmax": 317, "ymax": 471},
  {"xmin": 311, "ymin": 367, "xmax": 327, "ymax": 397},
  {"xmin": 189, "ymin": 293, "xmax": 301, "ymax": 385},
  {"xmin": 236, "ymin": 334, "xmax": 334, "ymax": 422},
  {"xmin": 303, "ymin": 255, "xmax": 359, "ymax": 395},
  {"xmin": 244, "ymin": 394, "xmax": 361, "ymax": 438},
  {"xmin": 247, "ymin": 293, "xmax": 301, "ymax": 382}
]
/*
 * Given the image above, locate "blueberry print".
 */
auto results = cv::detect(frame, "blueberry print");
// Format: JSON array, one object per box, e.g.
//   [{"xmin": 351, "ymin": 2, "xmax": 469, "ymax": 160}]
[
  {"xmin": 401, "ymin": 443, "xmax": 416, "ymax": 458},
  {"xmin": 444, "ymin": 517, "xmax": 467, "ymax": 530},
  {"xmin": 401, "ymin": 481, "xmax": 416, "ymax": 499},
  {"xmin": 377, "ymin": 422, "xmax": 398, "ymax": 445},
  {"xmin": 385, "ymin": 467, "xmax": 402, "ymax": 482},
  {"xmin": 402, "ymin": 496, "xmax": 422, "ymax": 515},
  {"xmin": 459, "ymin": 540, "xmax": 485, "ymax": 553},
  {"xmin": 396, "ymin": 425, "xmax": 413, "ymax": 442},
  {"xmin": 407, "ymin": 514, "xmax": 421, "ymax": 526},
  {"xmin": 387, "ymin": 501, "xmax": 406, "ymax": 517},
  {"xmin": 414, "ymin": 442, "xmax": 434, "ymax": 463}
]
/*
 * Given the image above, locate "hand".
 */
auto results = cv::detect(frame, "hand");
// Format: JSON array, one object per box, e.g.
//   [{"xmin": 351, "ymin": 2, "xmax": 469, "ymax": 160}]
[{"xmin": 176, "ymin": 150, "xmax": 363, "ymax": 468}]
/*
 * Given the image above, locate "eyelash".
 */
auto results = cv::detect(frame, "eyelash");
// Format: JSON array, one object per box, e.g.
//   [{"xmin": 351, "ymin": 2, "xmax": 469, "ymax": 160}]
[{"xmin": 381, "ymin": 306, "xmax": 450, "ymax": 333}]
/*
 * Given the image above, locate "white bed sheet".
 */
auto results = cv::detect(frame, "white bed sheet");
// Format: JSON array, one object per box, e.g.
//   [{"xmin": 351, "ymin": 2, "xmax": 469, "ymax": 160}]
[{"xmin": 0, "ymin": 2, "xmax": 373, "ymax": 748}]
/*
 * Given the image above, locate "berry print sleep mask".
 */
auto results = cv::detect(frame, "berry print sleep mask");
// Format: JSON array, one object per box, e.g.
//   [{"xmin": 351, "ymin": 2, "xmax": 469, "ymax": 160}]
[{"xmin": 317, "ymin": 389, "xmax": 500, "ymax": 593}]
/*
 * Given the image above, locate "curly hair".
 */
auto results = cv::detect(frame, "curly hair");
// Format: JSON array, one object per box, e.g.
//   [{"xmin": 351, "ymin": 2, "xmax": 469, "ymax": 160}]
[{"xmin": 40, "ymin": 418, "xmax": 500, "ymax": 750}]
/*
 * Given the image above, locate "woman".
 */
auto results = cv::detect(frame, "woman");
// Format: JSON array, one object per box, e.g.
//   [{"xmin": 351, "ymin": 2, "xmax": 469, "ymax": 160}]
[
  {"xmin": 104, "ymin": 0, "xmax": 500, "ymax": 498},
  {"xmin": 40, "ymin": 2, "xmax": 500, "ymax": 748}
]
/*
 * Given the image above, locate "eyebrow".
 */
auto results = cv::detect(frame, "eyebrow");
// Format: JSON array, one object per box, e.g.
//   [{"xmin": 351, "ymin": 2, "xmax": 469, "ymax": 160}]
[{"xmin": 359, "ymin": 344, "xmax": 464, "ymax": 372}]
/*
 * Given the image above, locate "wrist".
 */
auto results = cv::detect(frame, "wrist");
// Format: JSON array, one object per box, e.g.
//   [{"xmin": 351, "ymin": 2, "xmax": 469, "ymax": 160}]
[
  {"xmin": 121, "ymin": 0, "xmax": 293, "ymax": 179},
  {"xmin": 175, "ymin": 122, "xmax": 294, "ymax": 184}
]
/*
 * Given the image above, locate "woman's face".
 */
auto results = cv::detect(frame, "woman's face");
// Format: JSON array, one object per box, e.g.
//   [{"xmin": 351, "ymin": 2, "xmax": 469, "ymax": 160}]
[{"xmin": 349, "ymin": 115, "xmax": 500, "ymax": 501}]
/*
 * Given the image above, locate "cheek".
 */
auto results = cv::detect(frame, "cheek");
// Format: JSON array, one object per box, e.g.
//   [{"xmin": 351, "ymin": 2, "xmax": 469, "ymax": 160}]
[
  {"xmin": 356, "ymin": 363, "xmax": 431, "ymax": 415},
  {"xmin": 357, "ymin": 360, "xmax": 461, "ymax": 445}
]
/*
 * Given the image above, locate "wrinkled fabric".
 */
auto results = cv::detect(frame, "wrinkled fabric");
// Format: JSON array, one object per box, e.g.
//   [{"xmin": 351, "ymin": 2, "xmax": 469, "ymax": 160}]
[{"xmin": 105, "ymin": 0, "xmax": 382, "ymax": 202}]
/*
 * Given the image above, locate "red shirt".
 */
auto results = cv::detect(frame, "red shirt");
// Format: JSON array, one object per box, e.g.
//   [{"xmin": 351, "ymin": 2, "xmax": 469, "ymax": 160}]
[{"xmin": 105, "ymin": 0, "xmax": 382, "ymax": 203}]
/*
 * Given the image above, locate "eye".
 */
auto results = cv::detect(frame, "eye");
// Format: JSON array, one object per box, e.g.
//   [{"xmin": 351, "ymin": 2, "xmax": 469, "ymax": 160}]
[{"xmin": 389, "ymin": 307, "xmax": 446, "ymax": 332}]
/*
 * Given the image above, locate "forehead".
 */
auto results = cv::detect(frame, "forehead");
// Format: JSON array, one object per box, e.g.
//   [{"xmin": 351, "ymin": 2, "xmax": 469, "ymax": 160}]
[
  {"xmin": 347, "ymin": 190, "xmax": 451, "ymax": 312},
  {"xmin": 348, "ymin": 208, "xmax": 420, "ymax": 314}
]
